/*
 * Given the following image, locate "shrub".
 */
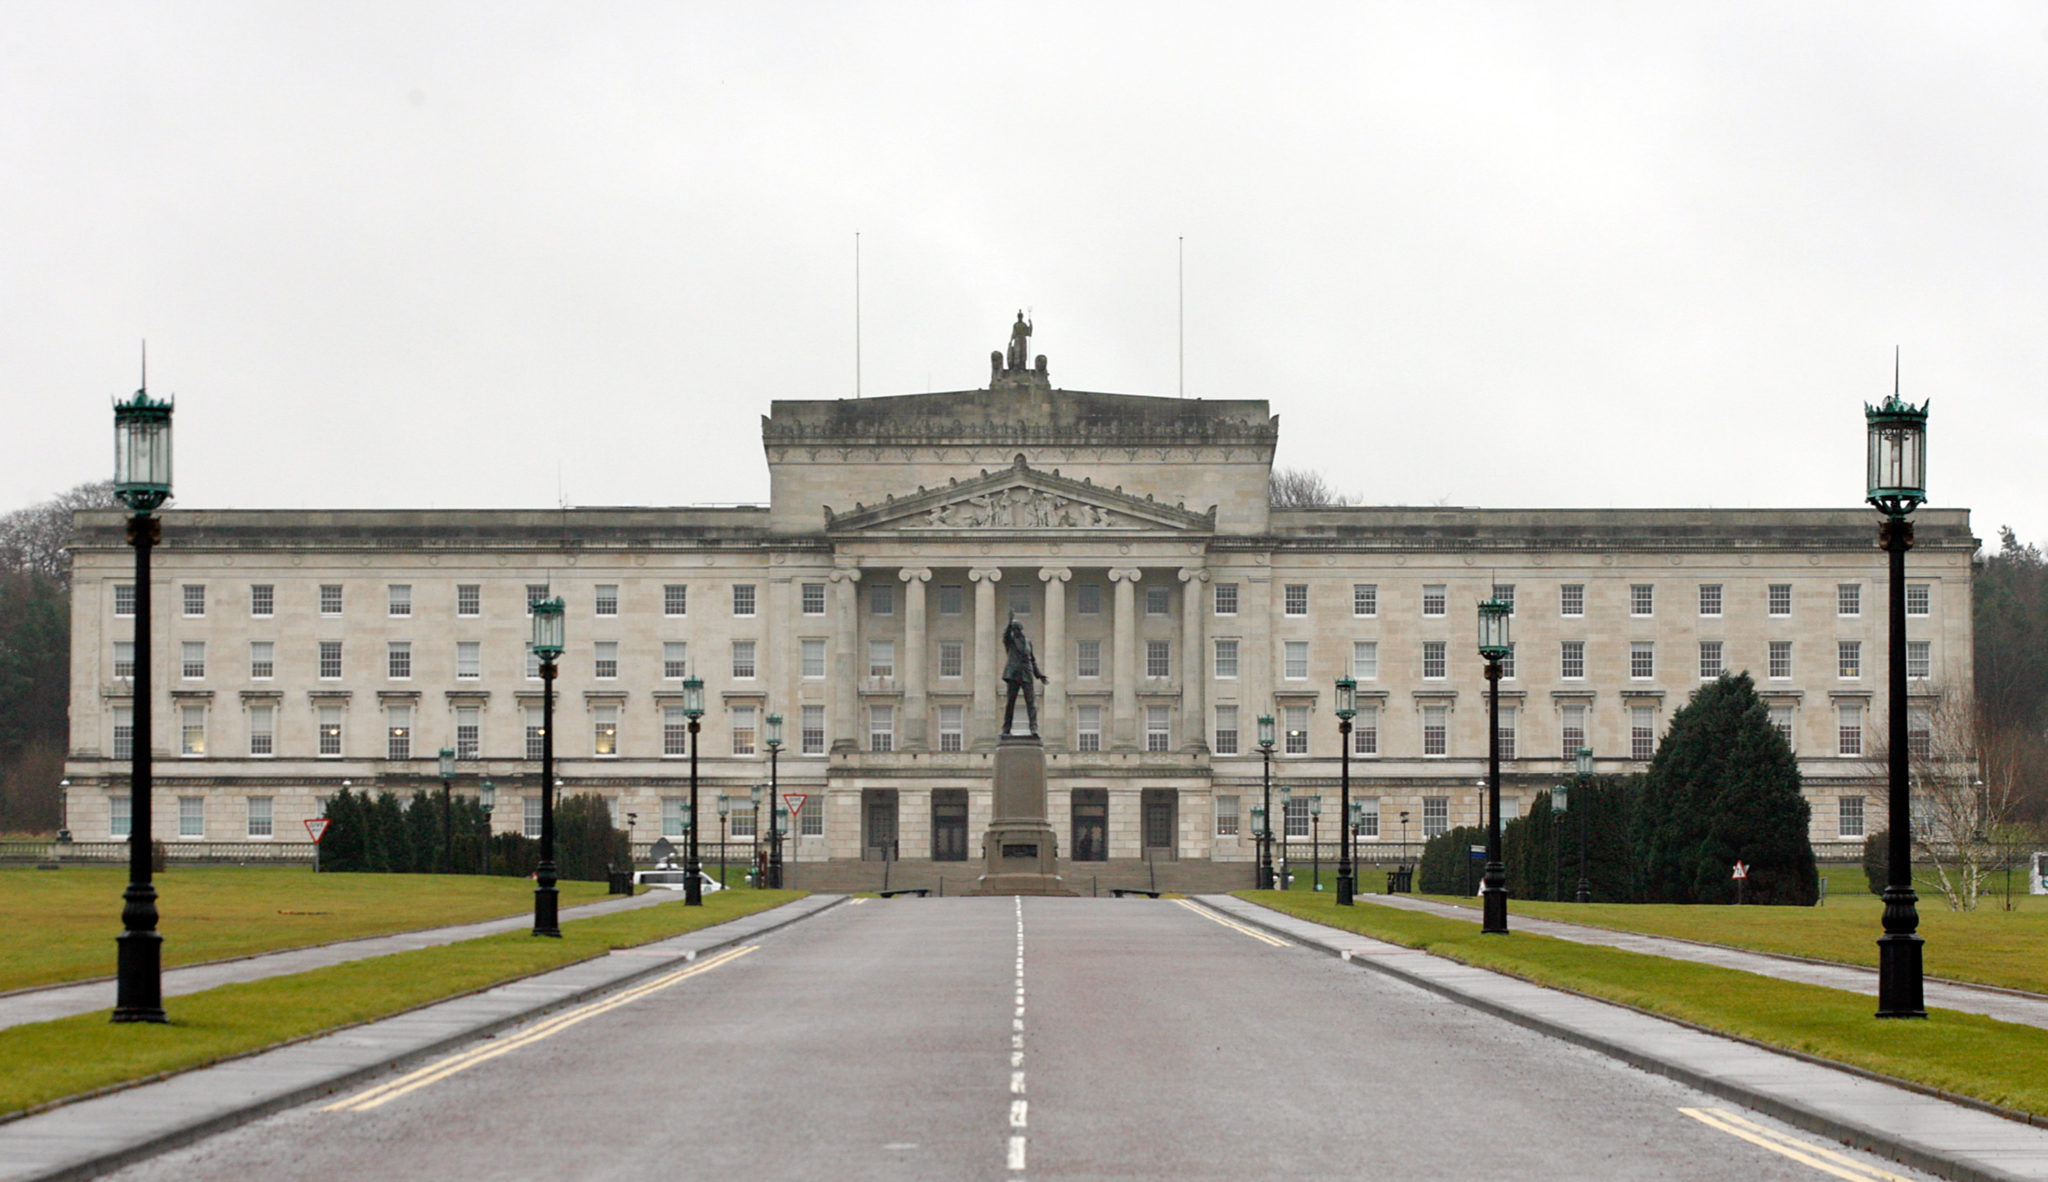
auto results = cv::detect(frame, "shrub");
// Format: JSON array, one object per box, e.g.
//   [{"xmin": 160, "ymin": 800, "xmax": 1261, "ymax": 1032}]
[
  {"xmin": 1418, "ymin": 826, "xmax": 1489, "ymax": 895},
  {"xmin": 1863, "ymin": 827, "xmax": 1890, "ymax": 895}
]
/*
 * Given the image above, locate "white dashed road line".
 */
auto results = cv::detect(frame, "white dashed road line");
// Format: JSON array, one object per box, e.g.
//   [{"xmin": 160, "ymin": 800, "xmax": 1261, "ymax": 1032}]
[{"xmin": 1008, "ymin": 895, "xmax": 1029, "ymax": 1175}]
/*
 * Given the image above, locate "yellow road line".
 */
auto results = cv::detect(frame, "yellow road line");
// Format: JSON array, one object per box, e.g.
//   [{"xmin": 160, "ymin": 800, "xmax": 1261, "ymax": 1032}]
[
  {"xmin": 1173, "ymin": 899, "xmax": 1292, "ymax": 947},
  {"xmin": 323, "ymin": 945, "xmax": 758, "ymax": 1114},
  {"xmin": 1678, "ymin": 1108, "xmax": 1920, "ymax": 1182}
]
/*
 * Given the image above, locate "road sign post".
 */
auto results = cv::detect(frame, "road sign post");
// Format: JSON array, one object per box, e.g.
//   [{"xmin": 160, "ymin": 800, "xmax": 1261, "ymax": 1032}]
[
  {"xmin": 1732, "ymin": 860, "xmax": 1749, "ymax": 906},
  {"xmin": 305, "ymin": 818, "xmax": 331, "ymax": 873}
]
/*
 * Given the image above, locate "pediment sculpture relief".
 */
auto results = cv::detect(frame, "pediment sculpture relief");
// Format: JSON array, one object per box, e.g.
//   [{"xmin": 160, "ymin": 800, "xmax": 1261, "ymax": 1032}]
[{"xmin": 915, "ymin": 486, "xmax": 1129, "ymax": 530}]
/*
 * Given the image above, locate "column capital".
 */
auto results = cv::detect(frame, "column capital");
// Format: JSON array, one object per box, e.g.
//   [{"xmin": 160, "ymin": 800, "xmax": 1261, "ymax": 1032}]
[
  {"xmin": 828, "ymin": 566, "xmax": 863, "ymax": 584},
  {"xmin": 899, "ymin": 567, "xmax": 933, "ymax": 583},
  {"xmin": 1038, "ymin": 567, "xmax": 1072, "ymax": 583},
  {"xmin": 968, "ymin": 567, "xmax": 1004, "ymax": 583},
  {"xmin": 1178, "ymin": 567, "xmax": 1210, "ymax": 584},
  {"xmin": 1107, "ymin": 567, "xmax": 1144, "ymax": 583}
]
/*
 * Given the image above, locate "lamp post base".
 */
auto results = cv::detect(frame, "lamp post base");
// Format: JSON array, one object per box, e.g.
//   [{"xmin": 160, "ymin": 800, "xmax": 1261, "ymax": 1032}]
[
  {"xmin": 1876, "ymin": 886, "xmax": 1926, "ymax": 1018},
  {"xmin": 533, "ymin": 869, "xmax": 561, "ymax": 938},
  {"xmin": 1574, "ymin": 877, "xmax": 1591, "ymax": 905},
  {"xmin": 1481, "ymin": 861, "xmax": 1509, "ymax": 934},
  {"xmin": 1336, "ymin": 869, "xmax": 1355, "ymax": 906},
  {"xmin": 112, "ymin": 929, "xmax": 166, "ymax": 1024}
]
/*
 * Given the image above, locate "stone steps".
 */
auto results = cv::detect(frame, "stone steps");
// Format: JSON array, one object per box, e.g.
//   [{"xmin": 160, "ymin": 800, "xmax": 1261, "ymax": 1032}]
[{"xmin": 781, "ymin": 858, "xmax": 1257, "ymax": 896}]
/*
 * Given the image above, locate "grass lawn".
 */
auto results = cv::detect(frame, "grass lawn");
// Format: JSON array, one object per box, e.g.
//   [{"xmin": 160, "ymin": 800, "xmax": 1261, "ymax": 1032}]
[
  {"xmin": 0, "ymin": 889, "xmax": 804, "ymax": 1118},
  {"xmin": 0, "ymin": 868, "xmax": 611, "ymax": 994},
  {"xmin": 1246, "ymin": 890, "xmax": 2048, "ymax": 1121}
]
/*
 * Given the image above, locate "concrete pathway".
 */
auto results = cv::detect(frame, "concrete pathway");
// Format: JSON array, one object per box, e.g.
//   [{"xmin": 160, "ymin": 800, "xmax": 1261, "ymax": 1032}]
[
  {"xmin": 1205, "ymin": 894, "xmax": 2048, "ymax": 1182},
  {"xmin": 0, "ymin": 888, "xmax": 715, "ymax": 1031}
]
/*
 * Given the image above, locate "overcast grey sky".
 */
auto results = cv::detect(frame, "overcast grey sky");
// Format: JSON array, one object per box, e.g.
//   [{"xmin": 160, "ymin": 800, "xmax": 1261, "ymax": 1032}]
[{"xmin": 4, "ymin": 2, "xmax": 2042, "ymax": 548}]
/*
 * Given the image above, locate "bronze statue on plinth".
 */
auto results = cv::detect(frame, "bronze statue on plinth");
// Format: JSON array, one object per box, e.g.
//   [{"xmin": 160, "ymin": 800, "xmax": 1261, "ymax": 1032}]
[{"xmin": 1001, "ymin": 615, "xmax": 1049, "ymax": 736}]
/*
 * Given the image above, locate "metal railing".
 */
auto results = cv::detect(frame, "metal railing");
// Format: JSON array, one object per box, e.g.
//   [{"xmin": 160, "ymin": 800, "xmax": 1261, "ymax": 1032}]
[{"xmin": 0, "ymin": 840, "xmax": 318, "ymax": 866}]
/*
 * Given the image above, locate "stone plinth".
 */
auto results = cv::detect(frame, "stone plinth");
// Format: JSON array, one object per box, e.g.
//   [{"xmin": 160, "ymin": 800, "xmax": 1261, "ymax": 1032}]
[{"xmin": 975, "ymin": 734, "xmax": 1073, "ymax": 896}]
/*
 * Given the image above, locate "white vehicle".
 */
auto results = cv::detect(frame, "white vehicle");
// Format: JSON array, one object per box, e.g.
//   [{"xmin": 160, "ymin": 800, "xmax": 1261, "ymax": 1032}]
[{"xmin": 632, "ymin": 867, "xmax": 725, "ymax": 893}]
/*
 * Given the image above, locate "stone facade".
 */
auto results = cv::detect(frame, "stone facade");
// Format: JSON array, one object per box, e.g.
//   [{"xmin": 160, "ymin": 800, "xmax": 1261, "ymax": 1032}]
[{"xmin": 63, "ymin": 364, "xmax": 1976, "ymax": 864}]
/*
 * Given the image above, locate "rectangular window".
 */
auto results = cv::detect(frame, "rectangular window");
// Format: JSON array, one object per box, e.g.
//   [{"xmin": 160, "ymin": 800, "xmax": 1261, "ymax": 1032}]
[
  {"xmin": 1906, "ymin": 584, "xmax": 1930, "ymax": 616},
  {"xmin": 1422, "ymin": 585, "xmax": 1446, "ymax": 617},
  {"xmin": 388, "ymin": 585, "xmax": 412, "ymax": 617},
  {"xmin": 1354, "ymin": 705, "xmax": 1379, "ymax": 756},
  {"xmin": 868, "ymin": 704, "xmax": 894, "ymax": 753},
  {"xmin": 1076, "ymin": 640, "xmax": 1101, "ymax": 679},
  {"xmin": 1770, "ymin": 704, "xmax": 1794, "ymax": 750},
  {"xmin": 1768, "ymin": 584, "xmax": 1792, "ymax": 616},
  {"xmin": 1356, "ymin": 798, "xmax": 1380, "ymax": 838},
  {"xmin": 662, "ymin": 707, "xmax": 688, "ymax": 757},
  {"xmin": 318, "ymin": 705, "xmax": 342, "ymax": 757},
  {"xmin": 872, "ymin": 582, "xmax": 896, "ymax": 616},
  {"xmin": 1837, "ymin": 640, "xmax": 1861, "ymax": 679},
  {"xmin": 1561, "ymin": 640, "xmax": 1585, "ymax": 680},
  {"xmin": 665, "ymin": 584, "xmax": 689, "ymax": 616},
  {"xmin": 593, "ymin": 584, "xmax": 618, "ymax": 616},
  {"xmin": 456, "ymin": 706, "xmax": 480, "ymax": 760},
  {"xmin": 524, "ymin": 796, "xmax": 543, "ymax": 839},
  {"xmin": 662, "ymin": 796, "xmax": 689, "ymax": 837},
  {"xmin": 938, "ymin": 641, "xmax": 963, "ymax": 679},
  {"xmin": 1698, "ymin": 640, "xmax": 1723, "ymax": 679},
  {"xmin": 1214, "ymin": 705, "xmax": 1239, "ymax": 755},
  {"xmin": 1909, "ymin": 708, "xmax": 1932, "ymax": 759},
  {"xmin": 457, "ymin": 641, "xmax": 481, "ymax": 680},
  {"xmin": 1560, "ymin": 584, "xmax": 1585, "ymax": 617},
  {"xmin": 387, "ymin": 705, "xmax": 412, "ymax": 760},
  {"xmin": 250, "ymin": 584, "xmax": 274, "ymax": 617},
  {"xmin": 732, "ymin": 584, "xmax": 756, "ymax": 617},
  {"xmin": 1423, "ymin": 797, "xmax": 1448, "ymax": 839},
  {"xmin": 801, "ymin": 583, "xmax": 825, "ymax": 615},
  {"xmin": 526, "ymin": 706, "xmax": 545, "ymax": 761},
  {"xmin": 179, "ymin": 796, "xmax": 204, "ymax": 838},
  {"xmin": 114, "ymin": 583, "xmax": 136, "ymax": 617},
  {"xmin": 1500, "ymin": 643, "xmax": 1516, "ymax": 680},
  {"xmin": 1341, "ymin": 641, "xmax": 1374, "ymax": 682},
  {"xmin": 1007, "ymin": 582, "xmax": 1030, "ymax": 616},
  {"xmin": 1837, "ymin": 583, "xmax": 1861, "ymax": 617},
  {"xmin": 1492, "ymin": 584, "xmax": 1516, "ymax": 613},
  {"xmin": 1281, "ymin": 705, "xmax": 1310, "ymax": 755},
  {"xmin": 1497, "ymin": 703, "xmax": 1517, "ymax": 760},
  {"xmin": 1075, "ymin": 705, "xmax": 1102, "ymax": 752},
  {"xmin": 1215, "ymin": 794, "xmax": 1240, "ymax": 838},
  {"xmin": 457, "ymin": 584, "xmax": 481, "ymax": 616},
  {"xmin": 938, "ymin": 704, "xmax": 964, "ymax": 752},
  {"xmin": 732, "ymin": 640, "xmax": 756, "ymax": 679},
  {"xmin": 1076, "ymin": 582, "xmax": 1102, "ymax": 615},
  {"xmin": 1144, "ymin": 586, "xmax": 1170, "ymax": 616},
  {"xmin": 1422, "ymin": 640, "xmax": 1446, "ymax": 680},
  {"xmin": 178, "ymin": 703, "xmax": 206, "ymax": 756},
  {"xmin": 594, "ymin": 705, "xmax": 619, "ymax": 757},
  {"xmin": 1285, "ymin": 641, "xmax": 1310, "ymax": 680},
  {"xmin": 1146, "ymin": 706, "xmax": 1171, "ymax": 752},
  {"xmin": 1838, "ymin": 703, "xmax": 1863, "ymax": 756},
  {"xmin": 1422, "ymin": 705, "xmax": 1447, "ymax": 757},
  {"xmin": 114, "ymin": 640, "xmax": 135, "ymax": 680},
  {"xmin": 319, "ymin": 640, "xmax": 343, "ymax": 680},
  {"xmin": 321, "ymin": 584, "xmax": 345, "ymax": 616},
  {"xmin": 1769, "ymin": 640, "xmax": 1793, "ymax": 679},
  {"xmin": 527, "ymin": 584, "xmax": 549, "ymax": 612},
  {"xmin": 1630, "ymin": 584, "xmax": 1653, "ymax": 616},
  {"xmin": 939, "ymin": 584, "xmax": 964, "ymax": 615},
  {"xmin": 665, "ymin": 641, "xmax": 690, "ymax": 680},
  {"xmin": 1630, "ymin": 641, "xmax": 1654, "ymax": 679},
  {"xmin": 113, "ymin": 705, "xmax": 133, "ymax": 761},
  {"xmin": 800, "ymin": 638, "xmax": 826, "ymax": 679},
  {"xmin": 801, "ymin": 704, "xmax": 825, "ymax": 756},
  {"xmin": 731, "ymin": 705, "xmax": 757, "ymax": 756},
  {"xmin": 1560, "ymin": 704, "xmax": 1587, "ymax": 761},
  {"xmin": 238, "ymin": 641, "xmax": 272, "ymax": 682},
  {"xmin": 1839, "ymin": 796, "xmax": 1866, "ymax": 839},
  {"xmin": 1214, "ymin": 638, "xmax": 1239, "ymax": 679},
  {"xmin": 387, "ymin": 641, "xmax": 411, "ymax": 680},
  {"xmin": 730, "ymin": 801, "xmax": 758, "ymax": 839},
  {"xmin": 1907, "ymin": 640, "xmax": 1930, "ymax": 680},
  {"xmin": 1630, "ymin": 705, "xmax": 1656, "ymax": 761},
  {"xmin": 1284, "ymin": 584, "xmax": 1309, "ymax": 616},
  {"xmin": 248, "ymin": 704, "xmax": 274, "ymax": 757},
  {"xmin": 1698, "ymin": 584, "xmax": 1722, "ymax": 617},
  {"xmin": 594, "ymin": 641, "xmax": 619, "ymax": 680},
  {"xmin": 1352, "ymin": 584, "xmax": 1377, "ymax": 617},
  {"xmin": 1145, "ymin": 640, "xmax": 1170, "ymax": 678},
  {"xmin": 183, "ymin": 584, "xmax": 205, "ymax": 617},
  {"xmin": 800, "ymin": 797, "xmax": 823, "ymax": 838},
  {"xmin": 1283, "ymin": 797, "xmax": 1310, "ymax": 839},
  {"xmin": 182, "ymin": 641, "xmax": 206, "ymax": 680},
  {"xmin": 110, "ymin": 793, "xmax": 132, "ymax": 837},
  {"xmin": 869, "ymin": 640, "xmax": 895, "ymax": 679},
  {"xmin": 1213, "ymin": 582, "xmax": 1238, "ymax": 615}
]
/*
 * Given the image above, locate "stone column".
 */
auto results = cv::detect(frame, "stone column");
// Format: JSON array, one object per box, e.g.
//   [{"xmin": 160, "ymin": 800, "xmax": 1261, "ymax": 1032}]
[
  {"xmin": 1108, "ymin": 567, "xmax": 1143, "ymax": 750},
  {"xmin": 899, "ymin": 567, "xmax": 931, "ymax": 750},
  {"xmin": 828, "ymin": 566, "xmax": 862, "ymax": 752},
  {"xmin": 969, "ymin": 567, "xmax": 1003, "ymax": 747},
  {"xmin": 1039, "ymin": 567, "xmax": 1070, "ymax": 746},
  {"xmin": 1179, "ymin": 566, "xmax": 1209, "ymax": 752}
]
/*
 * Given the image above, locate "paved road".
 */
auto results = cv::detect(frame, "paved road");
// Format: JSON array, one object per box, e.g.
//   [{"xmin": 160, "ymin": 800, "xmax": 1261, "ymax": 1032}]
[{"xmin": 104, "ymin": 896, "xmax": 1945, "ymax": 1182}]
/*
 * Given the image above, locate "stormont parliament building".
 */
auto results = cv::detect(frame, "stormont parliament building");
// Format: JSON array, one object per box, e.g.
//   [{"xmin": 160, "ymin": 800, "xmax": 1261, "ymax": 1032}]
[{"xmin": 63, "ymin": 328, "xmax": 1976, "ymax": 883}]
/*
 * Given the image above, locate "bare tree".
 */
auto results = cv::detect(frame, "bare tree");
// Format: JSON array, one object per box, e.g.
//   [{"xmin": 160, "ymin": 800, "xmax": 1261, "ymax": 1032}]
[
  {"xmin": 1268, "ymin": 467, "xmax": 1357, "ymax": 508},
  {"xmin": 1868, "ymin": 691, "xmax": 2032, "ymax": 911},
  {"xmin": 0, "ymin": 480, "xmax": 114, "ymax": 587}
]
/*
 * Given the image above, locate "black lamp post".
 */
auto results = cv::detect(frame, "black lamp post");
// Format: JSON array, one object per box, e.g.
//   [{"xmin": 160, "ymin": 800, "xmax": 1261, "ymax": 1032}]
[
  {"xmin": 1574, "ymin": 747, "xmax": 1593, "ymax": 903},
  {"xmin": 1348, "ymin": 799, "xmax": 1363, "ymax": 889},
  {"xmin": 765, "ymin": 712, "xmax": 784, "ymax": 889},
  {"xmin": 1399, "ymin": 810, "xmax": 1410, "ymax": 867},
  {"xmin": 1250, "ymin": 804, "xmax": 1266, "ymax": 887},
  {"xmin": 1278, "ymin": 783, "xmax": 1292, "ymax": 888},
  {"xmin": 1309, "ymin": 795, "xmax": 1323, "ymax": 892},
  {"xmin": 1869, "ymin": 363, "xmax": 1929, "ymax": 1019},
  {"xmin": 1478, "ymin": 597, "xmax": 1513, "ymax": 935},
  {"xmin": 111, "ymin": 372, "xmax": 173, "ymax": 1025},
  {"xmin": 438, "ymin": 747, "xmax": 456, "ymax": 874},
  {"xmin": 1256, "ymin": 714, "xmax": 1276, "ymax": 890},
  {"xmin": 717, "ymin": 793, "xmax": 730, "ymax": 889},
  {"xmin": 751, "ymin": 784, "xmax": 768, "ymax": 888},
  {"xmin": 1335, "ymin": 676, "xmax": 1357, "ymax": 905},
  {"xmin": 682, "ymin": 676, "xmax": 707, "ymax": 906},
  {"xmin": 479, "ymin": 780, "xmax": 494, "ymax": 875},
  {"xmin": 530, "ymin": 598, "xmax": 565, "ymax": 937}
]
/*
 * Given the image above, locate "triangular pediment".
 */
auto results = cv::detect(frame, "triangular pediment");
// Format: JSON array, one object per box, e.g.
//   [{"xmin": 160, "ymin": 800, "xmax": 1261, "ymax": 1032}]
[{"xmin": 824, "ymin": 458, "xmax": 1215, "ymax": 534}]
